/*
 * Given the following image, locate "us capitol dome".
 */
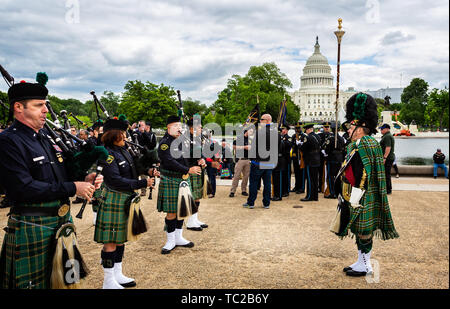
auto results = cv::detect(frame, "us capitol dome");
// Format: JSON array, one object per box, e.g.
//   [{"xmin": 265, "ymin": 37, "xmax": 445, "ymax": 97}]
[{"xmin": 291, "ymin": 36, "xmax": 356, "ymax": 123}]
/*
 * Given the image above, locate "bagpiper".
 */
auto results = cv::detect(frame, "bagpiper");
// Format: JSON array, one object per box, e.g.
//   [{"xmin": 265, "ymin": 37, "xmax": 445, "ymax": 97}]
[
  {"xmin": 333, "ymin": 93, "xmax": 399, "ymax": 277},
  {"xmin": 186, "ymin": 117, "xmax": 208, "ymax": 231},
  {"xmin": 157, "ymin": 116, "xmax": 200, "ymax": 254},
  {"xmin": 0, "ymin": 74, "xmax": 103, "ymax": 288},
  {"xmin": 94, "ymin": 116, "xmax": 156, "ymax": 289}
]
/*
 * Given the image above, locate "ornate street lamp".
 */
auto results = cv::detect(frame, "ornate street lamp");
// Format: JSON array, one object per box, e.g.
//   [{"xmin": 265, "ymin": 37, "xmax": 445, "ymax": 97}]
[{"xmin": 334, "ymin": 18, "xmax": 345, "ymax": 147}]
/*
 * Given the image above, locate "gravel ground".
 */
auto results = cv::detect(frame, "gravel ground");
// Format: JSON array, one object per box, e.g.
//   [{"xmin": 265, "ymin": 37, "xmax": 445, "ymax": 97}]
[{"xmin": 0, "ymin": 177, "xmax": 448, "ymax": 289}]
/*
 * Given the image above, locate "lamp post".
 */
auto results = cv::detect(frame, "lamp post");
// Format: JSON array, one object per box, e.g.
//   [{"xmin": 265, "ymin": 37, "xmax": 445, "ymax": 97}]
[{"xmin": 334, "ymin": 18, "xmax": 345, "ymax": 147}]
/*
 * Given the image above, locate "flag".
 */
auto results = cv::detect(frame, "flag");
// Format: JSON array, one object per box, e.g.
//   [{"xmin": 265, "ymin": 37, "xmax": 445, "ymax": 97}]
[
  {"xmin": 277, "ymin": 98, "xmax": 287, "ymax": 130},
  {"xmin": 243, "ymin": 104, "xmax": 260, "ymax": 128}
]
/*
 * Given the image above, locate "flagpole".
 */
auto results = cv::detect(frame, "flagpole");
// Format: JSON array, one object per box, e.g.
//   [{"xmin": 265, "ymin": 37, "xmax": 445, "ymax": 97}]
[{"xmin": 334, "ymin": 18, "xmax": 345, "ymax": 148}]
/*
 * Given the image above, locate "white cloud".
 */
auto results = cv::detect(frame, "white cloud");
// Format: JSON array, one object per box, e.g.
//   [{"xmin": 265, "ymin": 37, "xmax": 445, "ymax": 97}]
[{"xmin": 0, "ymin": 0, "xmax": 447, "ymax": 105}]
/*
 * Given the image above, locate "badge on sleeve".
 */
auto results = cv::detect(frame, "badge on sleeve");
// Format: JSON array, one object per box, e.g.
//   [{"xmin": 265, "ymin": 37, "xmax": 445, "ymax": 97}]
[
  {"xmin": 160, "ymin": 144, "xmax": 169, "ymax": 151},
  {"xmin": 106, "ymin": 155, "xmax": 114, "ymax": 164}
]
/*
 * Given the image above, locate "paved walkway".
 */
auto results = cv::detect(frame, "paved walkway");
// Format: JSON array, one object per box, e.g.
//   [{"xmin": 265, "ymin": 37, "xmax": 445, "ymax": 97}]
[{"xmin": 216, "ymin": 176, "xmax": 449, "ymax": 192}]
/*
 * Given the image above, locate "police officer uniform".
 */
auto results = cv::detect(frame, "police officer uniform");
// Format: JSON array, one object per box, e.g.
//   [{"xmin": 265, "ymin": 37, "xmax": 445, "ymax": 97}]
[
  {"xmin": 138, "ymin": 121, "xmax": 157, "ymax": 151},
  {"xmin": 318, "ymin": 122, "xmax": 332, "ymax": 193},
  {"xmin": 281, "ymin": 128, "xmax": 292, "ymax": 197},
  {"xmin": 94, "ymin": 117, "xmax": 149, "ymax": 289},
  {"xmin": 298, "ymin": 124, "xmax": 321, "ymax": 202},
  {"xmin": 322, "ymin": 122, "xmax": 345, "ymax": 198},
  {"xmin": 89, "ymin": 120, "xmax": 103, "ymax": 146},
  {"xmin": 157, "ymin": 116, "xmax": 195, "ymax": 254},
  {"xmin": 0, "ymin": 78, "xmax": 90, "ymax": 289},
  {"xmin": 290, "ymin": 122, "xmax": 306, "ymax": 194},
  {"xmin": 272, "ymin": 126, "xmax": 291, "ymax": 201},
  {"xmin": 186, "ymin": 117, "xmax": 207, "ymax": 231}
]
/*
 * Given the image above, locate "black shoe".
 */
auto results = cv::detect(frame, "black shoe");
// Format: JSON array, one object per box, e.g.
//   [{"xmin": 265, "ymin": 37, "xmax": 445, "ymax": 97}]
[
  {"xmin": 161, "ymin": 248, "xmax": 173, "ymax": 254},
  {"xmin": 300, "ymin": 198, "xmax": 313, "ymax": 202},
  {"xmin": 120, "ymin": 281, "xmax": 137, "ymax": 288},
  {"xmin": 242, "ymin": 192, "xmax": 248, "ymax": 196},
  {"xmin": 324, "ymin": 195, "xmax": 336, "ymax": 199},
  {"xmin": 434, "ymin": 176, "xmax": 437, "ymax": 179},
  {"xmin": 187, "ymin": 226, "xmax": 203, "ymax": 231},
  {"xmin": 296, "ymin": 190, "xmax": 304, "ymax": 194},
  {"xmin": 229, "ymin": 192, "xmax": 235, "ymax": 197},
  {"xmin": 346, "ymin": 270, "xmax": 367, "ymax": 277},
  {"xmin": 282, "ymin": 193, "xmax": 289, "ymax": 197},
  {"xmin": 200, "ymin": 224, "xmax": 208, "ymax": 228},
  {"xmin": 343, "ymin": 266, "xmax": 353, "ymax": 272},
  {"xmin": 272, "ymin": 197, "xmax": 282, "ymax": 201},
  {"xmin": 177, "ymin": 242, "xmax": 195, "ymax": 248}
]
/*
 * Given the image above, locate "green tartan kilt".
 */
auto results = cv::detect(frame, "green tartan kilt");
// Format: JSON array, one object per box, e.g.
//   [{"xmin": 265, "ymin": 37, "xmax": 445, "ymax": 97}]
[
  {"xmin": 94, "ymin": 188, "xmax": 130, "ymax": 244},
  {"xmin": 340, "ymin": 188, "xmax": 399, "ymax": 240},
  {"xmin": 189, "ymin": 173, "xmax": 203, "ymax": 200},
  {"xmin": 157, "ymin": 169, "xmax": 191, "ymax": 213},
  {"xmin": 0, "ymin": 200, "xmax": 71, "ymax": 289}
]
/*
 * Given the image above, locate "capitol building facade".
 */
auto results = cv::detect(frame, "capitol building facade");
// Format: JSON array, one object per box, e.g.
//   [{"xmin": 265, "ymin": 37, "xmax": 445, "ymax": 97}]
[{"xmin": 291, "ymin": 37, "xmax": 356, "ymax": 123}]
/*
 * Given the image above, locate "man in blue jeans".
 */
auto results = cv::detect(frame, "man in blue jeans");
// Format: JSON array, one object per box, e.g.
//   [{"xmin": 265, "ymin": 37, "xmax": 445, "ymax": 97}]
[
  {"xmin": 433, "ymin": 148, "xmax": 448, "ymax": 179},
  {"xmin": 243, "ymin": 114, "xmax": 279, "ymax": 209}
]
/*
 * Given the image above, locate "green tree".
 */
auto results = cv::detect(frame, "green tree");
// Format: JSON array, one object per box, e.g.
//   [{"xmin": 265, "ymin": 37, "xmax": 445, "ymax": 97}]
[
  {"xmin": 400, "ymin": 97, "xmax": 426, "ymax": 126},
  {"xmin": 118, "ymin": 80, "xmax": 178, "ymax": 128},
  {"xmin": 425, "ymin": 87, "xmax": 449, "ymax": 130},
  {"xmin": 399, "ymin": 78, "xmax": 429, "ymax": 126},
  {"xmin": 401, "ymin": 78, "xmax": 429, "ymax": 105},
  {"xmin": 47, "ymin": 95, "xmax": 86, "ymax": 118},
  {"xmin": 68, "ymin": 115, "xmax": 93, "ymax": 129},
  {"xmin": 0, "ymin": 91, "xmax": 9, "ymax": 126},
  {"xmin": 212, "ymin": 62, "xmax": 299, "ymax": 128},
  {"xmin": 182, "ymin": 98, "xmax": 208, "ymax": 118},
  {"xmin": 85, "ymin": 90, "xmax": 121, "ymax": 120}
]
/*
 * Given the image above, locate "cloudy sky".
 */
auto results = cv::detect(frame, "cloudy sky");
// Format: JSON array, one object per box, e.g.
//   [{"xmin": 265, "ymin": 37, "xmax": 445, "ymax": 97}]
[{"xmin": 0, "ymin": 0, "xmax": 448, "ymax": 104}]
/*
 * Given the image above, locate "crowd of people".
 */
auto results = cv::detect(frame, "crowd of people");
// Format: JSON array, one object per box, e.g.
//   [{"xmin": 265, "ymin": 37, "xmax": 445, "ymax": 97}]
[{"xmin": 0, "ymin": 73, "xmax": 444, "ymax": 289}]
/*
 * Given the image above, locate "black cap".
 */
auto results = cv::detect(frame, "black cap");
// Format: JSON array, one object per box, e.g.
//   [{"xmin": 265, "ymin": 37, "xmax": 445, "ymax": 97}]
[
  {"xmin": 303, "ymin": 123, "xmax": 314, "ymax": 130},
  {"xmin": 295, "ymin": 121, "xmax": 303, "ymax": 128},
  {"xmin": 166, "ymin": 115, "xmax": 180, "ymax": 125},
  {"xmin": 322, "ymin": 121, "xmax": 331, "ymax": 127},
  {"xmin": 103, "ymin": 118, "xmax": 128, "ymax": 132},
  {"xmin": 379, "ymin": 123, "xmax": 390, "ymax": 130},
  {"xmin": 8, "ymin": 81, "xmax": 48, "ymax": 104},
  {"xmin": 92, "ymin": 119, "xmax": 104, "ymax": 130}
]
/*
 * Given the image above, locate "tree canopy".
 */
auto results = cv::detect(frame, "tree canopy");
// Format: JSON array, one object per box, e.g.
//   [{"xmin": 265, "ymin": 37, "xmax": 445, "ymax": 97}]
[
  {"xmin": 117, "ymin": 80, "xmax": 178, "ymax": 127},
  {"xmin": 425, "ymin": 87, "xmax": 449, "ymax": 130},
  {"xmin": 210, "ymin": 62, "xmax": 300, "ymax": 128},
  {"xmin": 399, "ymin": 78, "xmax": 429, "ymax": 126},
  {"xmin": 1, "ymin": 71, "xmax": 447, "ymax": 132}
]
